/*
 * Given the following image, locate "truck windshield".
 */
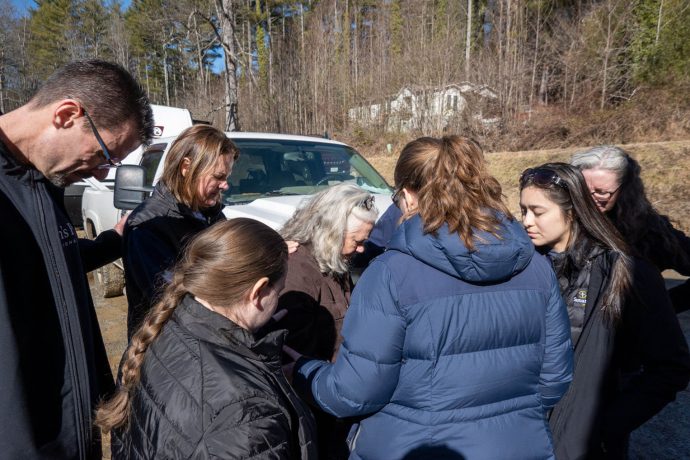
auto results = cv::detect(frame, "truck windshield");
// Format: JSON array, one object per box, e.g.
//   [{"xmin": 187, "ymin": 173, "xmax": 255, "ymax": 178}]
[{"xmin": 223, "ymin": 139, "xmax": 391, "ymax": 205}]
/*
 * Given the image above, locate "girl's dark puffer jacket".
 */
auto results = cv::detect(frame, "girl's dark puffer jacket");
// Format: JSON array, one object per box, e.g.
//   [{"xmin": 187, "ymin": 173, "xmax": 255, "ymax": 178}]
[{"xmin": 111, "ymin": 295, "xmax": 318, "ymax": 459}]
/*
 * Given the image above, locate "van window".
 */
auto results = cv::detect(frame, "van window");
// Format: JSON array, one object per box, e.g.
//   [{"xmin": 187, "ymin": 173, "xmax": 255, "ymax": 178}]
[{"xmin": 140, "ymin": 144, "xmax": 167, "ymax": 186}]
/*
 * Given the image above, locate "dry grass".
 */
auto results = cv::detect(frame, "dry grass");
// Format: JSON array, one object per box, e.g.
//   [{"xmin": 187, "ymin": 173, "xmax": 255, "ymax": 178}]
[{"xmin": 365, "ymin": 140, "xmax": 690, "ymax": 233}]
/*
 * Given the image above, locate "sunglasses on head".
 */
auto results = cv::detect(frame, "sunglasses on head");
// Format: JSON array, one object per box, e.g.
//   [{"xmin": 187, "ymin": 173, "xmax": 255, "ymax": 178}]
[
  {"xmin": 520, "ymin": 168, "xmax": 568, "ymax": 189},
  {"xmin": 358, "ymin": 195, "xmax": 375, "ymax": 211}
]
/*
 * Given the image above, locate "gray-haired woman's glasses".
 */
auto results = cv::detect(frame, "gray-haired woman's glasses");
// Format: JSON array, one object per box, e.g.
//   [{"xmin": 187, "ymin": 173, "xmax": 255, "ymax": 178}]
[
  {"xmin": 590, "ymin": 184, "xmax": 622, "ymax": 200},
  {"xmin": 83, "ymin": 109, "xmax": 122, "ymax": 169}
]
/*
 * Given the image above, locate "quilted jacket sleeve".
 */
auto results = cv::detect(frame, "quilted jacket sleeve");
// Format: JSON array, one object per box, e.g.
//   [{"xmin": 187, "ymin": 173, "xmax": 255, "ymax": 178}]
[
  {"xmin": 294, "ymin": 260, "xmax": 406, "ymax": 418},
  {"xmin": 538, "ymin": 269, "xmax": 573, "ymax": 410},
  {"xmin": 194, "ymin": 395, "xmax": 294, "ymax": 459}
]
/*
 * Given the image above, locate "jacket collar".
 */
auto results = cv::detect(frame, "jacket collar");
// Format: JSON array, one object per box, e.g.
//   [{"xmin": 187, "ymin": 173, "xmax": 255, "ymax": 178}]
[
  {"xmin": 174, "ymin": 294, "xmax": 285, "ymax": 368},
  {"xmin": 0, "ymin": 138, "xmax": 46, "ymax": 183},
  {"xmin": 153, "ymin": 183, "xmax": 223, "ymax": 224}
]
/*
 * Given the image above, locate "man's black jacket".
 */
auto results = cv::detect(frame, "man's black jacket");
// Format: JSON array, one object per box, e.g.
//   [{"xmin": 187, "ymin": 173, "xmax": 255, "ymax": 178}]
[{"xmin": 0, "ymin": 139, "xmax": 119, "ymax": 459}]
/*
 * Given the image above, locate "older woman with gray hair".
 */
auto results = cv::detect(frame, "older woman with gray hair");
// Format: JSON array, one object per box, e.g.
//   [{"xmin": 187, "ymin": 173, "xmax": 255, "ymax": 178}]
[
  {"xmin": 571, "ymin": 145, "xmax": 690, "ymax": 313},
  {"xmin": 269, "ymin": 183, "xmax": 377, "ymax": 460},
  {"xmin": 274, "ymin": 183, "xmax": 378, "ymax": 363}
]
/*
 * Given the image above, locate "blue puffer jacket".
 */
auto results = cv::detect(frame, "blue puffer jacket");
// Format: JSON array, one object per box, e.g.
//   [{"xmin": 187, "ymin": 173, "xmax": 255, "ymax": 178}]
[{"xmin": 294, "ymin": 214, "xmax": 573, "ymax": 460}]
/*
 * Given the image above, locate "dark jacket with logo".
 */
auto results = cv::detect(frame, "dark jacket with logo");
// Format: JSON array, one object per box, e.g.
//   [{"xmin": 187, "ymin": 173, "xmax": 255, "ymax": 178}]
[
  {"xmin": 123, "ymin": 183, "xmax": 225, "ymax": 337},
  {"xmin": 548, "ymin": 249, "xmax": 690, "ymax": 459},
  {"xmin": 0, "ymin": 139, "xmax": 118, "ymax": 459},
  {"xmin": 112, "ymin": 295, "xmax": 318, "ymax": 459}
]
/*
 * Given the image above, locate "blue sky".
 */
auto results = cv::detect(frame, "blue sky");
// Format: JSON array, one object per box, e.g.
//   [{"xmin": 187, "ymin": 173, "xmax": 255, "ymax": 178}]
[
  {"xmin": 9, "ymin": 0, "xmax": 224, "ymax": 73},
  {"xmin": 11, "ymin": 0, "xmax": 132, "ymax": 15}
]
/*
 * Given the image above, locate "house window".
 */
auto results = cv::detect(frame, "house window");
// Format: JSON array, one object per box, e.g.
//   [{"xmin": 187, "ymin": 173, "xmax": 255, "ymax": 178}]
[{"xmin": 453, "ymin": 95, "xmax": 458, "ymax": 111}]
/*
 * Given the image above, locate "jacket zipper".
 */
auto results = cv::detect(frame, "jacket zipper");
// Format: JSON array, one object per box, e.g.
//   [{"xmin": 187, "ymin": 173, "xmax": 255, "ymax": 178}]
[{"xmin": 31, "ymin": 175, "xmax": 88, "ymax": 459}]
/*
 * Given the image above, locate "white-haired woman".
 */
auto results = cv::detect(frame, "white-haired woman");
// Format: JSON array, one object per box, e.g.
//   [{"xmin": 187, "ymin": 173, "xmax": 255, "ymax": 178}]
[
  {"xmin": 270, "ymin": 183, "xmax": 378, "ymax": 459},
  {"xmin": 571, "ymin": 146, "xmax": 690, "ymax": 313}
]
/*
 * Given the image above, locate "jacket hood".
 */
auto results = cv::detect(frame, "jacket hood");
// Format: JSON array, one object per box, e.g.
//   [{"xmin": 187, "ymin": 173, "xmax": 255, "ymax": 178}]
[{"xmin": 387, "ymin": 214, "xmax": 534, "ymax": 283}]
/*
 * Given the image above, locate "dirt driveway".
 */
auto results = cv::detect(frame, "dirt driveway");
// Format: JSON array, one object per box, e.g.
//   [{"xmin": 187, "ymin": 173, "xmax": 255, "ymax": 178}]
[{"xmin": 90, "ymin": 273, "xmax": 690, "ymax": 459}]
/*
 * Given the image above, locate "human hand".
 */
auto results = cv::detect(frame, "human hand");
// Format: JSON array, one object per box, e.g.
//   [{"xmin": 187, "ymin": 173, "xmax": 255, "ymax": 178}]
[
  {"xmin": 286, "ymin": 240, "xmax": 299, "ymax": 254},
  {"xmin": 272, "ymin": 309, "xmax": 288, "ymax": 322},
  {"xmin": 281, "ymin": 345, "xmax": 303, "ymax": 383},
  {"xmin": 113, "ymin": 211, "xmax": 130, "ymax": 236},
  {"xmin": 283, "ymin": 344, "xmax": 303, "ymax": 362}
]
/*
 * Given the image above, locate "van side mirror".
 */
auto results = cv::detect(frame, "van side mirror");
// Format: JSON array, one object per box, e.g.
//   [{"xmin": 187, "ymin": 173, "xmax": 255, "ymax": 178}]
[{"xmin": 114, "ymin": 165, "xmax": 153, "ymax": 210}]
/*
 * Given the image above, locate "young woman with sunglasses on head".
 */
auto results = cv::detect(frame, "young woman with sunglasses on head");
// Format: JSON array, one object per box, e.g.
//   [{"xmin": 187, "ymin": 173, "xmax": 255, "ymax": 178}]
[
  {"xmin": 286, "ymin": 136, "xmax": 574, "ymax": 459},
  {"xmin": 571, "ymin": 146, "xmax": 690, "ymax": 314},
  {"xmin": 519, "ymin": 163, "xmax": 690, "ymax": 459},
  {"xmin": 96, "ymin": 218, "xmax": 317, "ymax": 459}
]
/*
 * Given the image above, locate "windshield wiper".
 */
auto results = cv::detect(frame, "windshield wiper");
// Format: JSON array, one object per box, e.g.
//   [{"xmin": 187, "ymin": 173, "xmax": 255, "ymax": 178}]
[{"xmin": 264, "ymin": 190, "xmax": 299, "ymax": 196}]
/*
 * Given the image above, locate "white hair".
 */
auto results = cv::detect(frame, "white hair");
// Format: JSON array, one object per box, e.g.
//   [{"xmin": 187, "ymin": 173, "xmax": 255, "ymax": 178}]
[
  {"xmin": 570, "ymin": 145, "xmax": 629, "ymax": 183},
  {"xmin": 281, "ymin": 184, "xmax": 378, "ymax": 275}
]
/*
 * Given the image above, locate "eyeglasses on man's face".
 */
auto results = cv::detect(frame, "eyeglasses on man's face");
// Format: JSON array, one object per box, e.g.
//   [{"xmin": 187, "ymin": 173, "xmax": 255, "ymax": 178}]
[
  {"xmin": 590, "ymin": 184, "xmax": 621, "ymax": 200},
  {"xmin": 83, "ymin": 109, "xmax": 122, "ymax": 169}
]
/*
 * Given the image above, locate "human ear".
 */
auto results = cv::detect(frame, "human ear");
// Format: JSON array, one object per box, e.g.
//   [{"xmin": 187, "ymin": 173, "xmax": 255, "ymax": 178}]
[
  {"xmin": 53, "ymin": 100, "xmax": 81, "ymax": 129},
  {"xmin": 402, "ymin": 188, "xmax": 419, "ymax": 213},
  {"xmin": 248, "ymin": 277, "xmax": 270, "ymax": 311},
  {"xmin": 180, "ymin": 157, "xmax": 191, "ymax": 177}
]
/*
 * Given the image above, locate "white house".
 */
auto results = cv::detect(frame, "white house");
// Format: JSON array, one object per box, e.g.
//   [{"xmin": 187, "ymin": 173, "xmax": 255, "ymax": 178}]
[{"xmin": 348, "ymin": 83, "xmax": 499, "ymax": 132}]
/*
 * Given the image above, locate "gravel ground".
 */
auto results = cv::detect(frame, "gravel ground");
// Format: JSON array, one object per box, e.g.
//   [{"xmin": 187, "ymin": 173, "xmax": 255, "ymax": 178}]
[
  {"xmin": 629, "ymin": 308, "xmax": 690, "ymax": 460},
  {"xmin": 90, "ymin": 274, "xmax": 690, "ymax": 459}
]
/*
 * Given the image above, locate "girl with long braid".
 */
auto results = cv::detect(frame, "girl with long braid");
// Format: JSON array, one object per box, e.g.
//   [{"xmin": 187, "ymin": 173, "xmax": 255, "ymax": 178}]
[{"xmin": 96, "ymin": 218, "xmax": 317, "ymax": 459}]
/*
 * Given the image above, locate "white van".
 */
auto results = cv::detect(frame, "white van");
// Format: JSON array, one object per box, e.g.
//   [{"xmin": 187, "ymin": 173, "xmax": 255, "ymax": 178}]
[{"xmin": 84, "ymin": 131, "xmax": 393, "ymax": 298}]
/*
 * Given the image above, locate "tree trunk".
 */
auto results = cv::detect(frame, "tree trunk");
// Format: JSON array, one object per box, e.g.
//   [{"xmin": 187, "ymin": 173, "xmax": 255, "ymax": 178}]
[
  {"xmin": 215, "ymin": 0, "xmax": 240, "ymax": 131},
  {"xmin": 465, "ymin": 0, "xmax": 472, "ymax": 78}
]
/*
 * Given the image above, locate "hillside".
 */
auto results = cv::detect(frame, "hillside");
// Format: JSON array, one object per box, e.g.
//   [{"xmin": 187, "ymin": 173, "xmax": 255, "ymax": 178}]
[{"xmin": 365, "ymin": 140, "xmax": 690, "ymax": 233}]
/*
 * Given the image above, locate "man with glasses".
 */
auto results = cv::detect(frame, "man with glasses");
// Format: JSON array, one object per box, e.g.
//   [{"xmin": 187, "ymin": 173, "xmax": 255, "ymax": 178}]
[{"xmin": 0, "ymin": 60, "xmax": 153, "ymax": 459}]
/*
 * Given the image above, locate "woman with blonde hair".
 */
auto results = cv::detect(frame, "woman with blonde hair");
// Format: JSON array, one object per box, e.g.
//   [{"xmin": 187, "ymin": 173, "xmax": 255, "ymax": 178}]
[
  {"xmin": 97, "ymin": 218, "xmax": 317, "ymax": 459},
  {"xmin": 123, "ymin": 124, "xmax": 239, "ymax": 337},
  {"xmin": 286, "ymin": 136, "xmax": 573, "ymax": 459}
]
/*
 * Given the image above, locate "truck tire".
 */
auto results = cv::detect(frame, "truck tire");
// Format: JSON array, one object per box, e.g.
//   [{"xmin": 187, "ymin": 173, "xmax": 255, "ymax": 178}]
[
  {"xmin": 86, "ymin": 220, "xmax": 126, "ymax": 298},
  {"xmin": 94, "ymin": 262, "xmax": 125, "ymax": 298}
]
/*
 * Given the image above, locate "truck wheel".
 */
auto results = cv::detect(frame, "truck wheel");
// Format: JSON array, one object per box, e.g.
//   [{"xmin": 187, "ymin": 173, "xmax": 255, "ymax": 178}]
[
  {"xmin": 86, "ymin": 220, "xmax": 126, "ymax": 298},
  {"xmin": 94, "ymin": 262, "xmax": 125, "ymax": 298}
]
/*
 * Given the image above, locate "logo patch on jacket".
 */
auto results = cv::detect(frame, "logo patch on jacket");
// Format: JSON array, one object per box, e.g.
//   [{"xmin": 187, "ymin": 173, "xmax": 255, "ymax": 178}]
[{"xmin": 573, "ymin": 289, "xmax": 587, "ymax": 307}]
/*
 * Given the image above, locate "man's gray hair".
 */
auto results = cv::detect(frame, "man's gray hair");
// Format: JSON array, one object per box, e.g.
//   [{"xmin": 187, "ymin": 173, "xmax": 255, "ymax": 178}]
[
  {"xmin": 281, "ymin": 183, "xmax": 379, "ymax": 275},
  {"xmin": 570, "ymin": 145, "xmax": 629, "ymax": 183}
]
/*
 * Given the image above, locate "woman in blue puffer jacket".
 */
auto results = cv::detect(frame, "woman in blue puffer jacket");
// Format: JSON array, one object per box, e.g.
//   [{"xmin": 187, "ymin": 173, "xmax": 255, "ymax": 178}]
[{"xmin": 287, "ymin": 136, "xmax": 574, "ymax": 460}]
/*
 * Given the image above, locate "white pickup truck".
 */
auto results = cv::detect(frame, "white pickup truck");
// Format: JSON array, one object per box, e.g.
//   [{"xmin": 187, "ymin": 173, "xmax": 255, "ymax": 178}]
[{"xmin": 82, "ymin": 132, "xmax": 393, "ymax": 298}]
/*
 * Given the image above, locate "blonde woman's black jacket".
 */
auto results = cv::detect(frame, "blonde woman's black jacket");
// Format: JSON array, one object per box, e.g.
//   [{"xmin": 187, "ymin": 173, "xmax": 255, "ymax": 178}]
[
  {"xmin": 0, "ymin": 140, "xmax": 117, "ymax": 459},
  {"xmin": 123, "ymin": 183, "xmax": 225, "ymax": 338},
  {"xmin": 112, "ymin": 295, "xmax": 318, "ymax": 459},
  {"xmin": 549, "ymin": 250, "xmax": 690, "ymax": 459}
]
